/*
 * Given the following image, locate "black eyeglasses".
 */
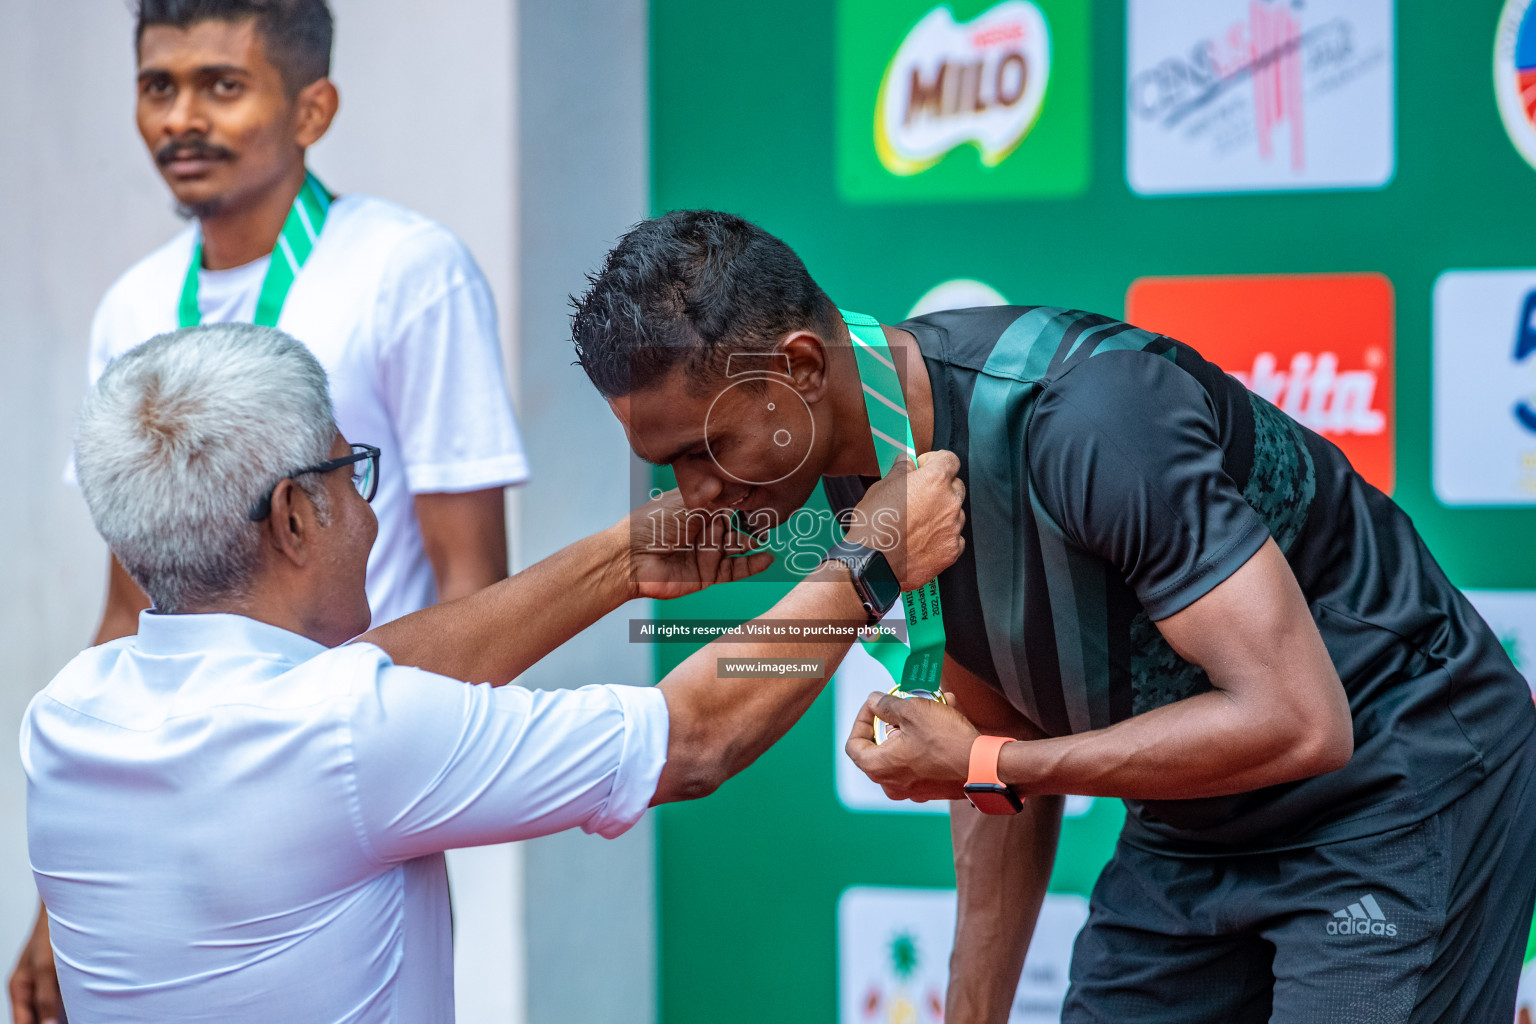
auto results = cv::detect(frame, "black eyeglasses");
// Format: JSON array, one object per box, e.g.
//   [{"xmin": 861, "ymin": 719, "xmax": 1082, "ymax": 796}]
[{"xmin": 247, "ymin": 443, "xmax": 381, "ymax": 521}]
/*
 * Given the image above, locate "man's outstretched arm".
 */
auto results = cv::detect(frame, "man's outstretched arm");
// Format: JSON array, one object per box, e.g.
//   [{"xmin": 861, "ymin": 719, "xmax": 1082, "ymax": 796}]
[
  {"xmin": 649, "ymin": 559, "xmax": 865, "ymax": 803},
  {"xmin": 647, "ymin": 451, "xmax": 965, "ymax": 802},
  {"xmin": 347, "ymin": 454, "xmax": 965, "ymax": 865},
  {"xmin": 359, "ymin": 521, "xmax": 666, "ymax": 686},
  {"xmin": 366, "ymin": 450, "xmax": 965, "ymax": 723},
  {"xmin": 361, "ymin": 483, "xmax": 786, "ymax": 684}
]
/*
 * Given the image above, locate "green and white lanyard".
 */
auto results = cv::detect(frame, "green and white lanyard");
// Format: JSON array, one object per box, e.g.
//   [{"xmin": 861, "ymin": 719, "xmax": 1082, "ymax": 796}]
[
  {"xmin": 841, "ymin": 309, "xmax": 947, "ymax": 691},
  {"xmin": 177, "ymin": 171, "xmax": 333, "ymax": 329}
]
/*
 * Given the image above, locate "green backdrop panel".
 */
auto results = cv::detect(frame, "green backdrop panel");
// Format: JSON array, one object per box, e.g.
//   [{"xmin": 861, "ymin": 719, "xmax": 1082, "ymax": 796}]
[{"xmin": 649, "ymin": 1, "xmax": 1536, "ymax": 1021}]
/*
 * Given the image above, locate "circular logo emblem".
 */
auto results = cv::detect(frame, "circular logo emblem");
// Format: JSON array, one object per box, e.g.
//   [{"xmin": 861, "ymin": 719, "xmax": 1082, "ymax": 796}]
[
  {"xmin": 1495, "ymin": 0, "xmax": 1536, "ymax": 170},
  {"xmin": 907, "ymin": 278, "xmax": 1010, "ymax": 318}
]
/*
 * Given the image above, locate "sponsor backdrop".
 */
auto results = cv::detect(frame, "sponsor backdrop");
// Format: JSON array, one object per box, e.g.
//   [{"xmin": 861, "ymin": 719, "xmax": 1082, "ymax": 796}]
[
  {"xmin": 1125, "ymin": 0, "xmax": 1396, "ymax": 195},
  {"xmin": 650, "ymin": 1, "xmax": 1536, "ymax": 1021}
]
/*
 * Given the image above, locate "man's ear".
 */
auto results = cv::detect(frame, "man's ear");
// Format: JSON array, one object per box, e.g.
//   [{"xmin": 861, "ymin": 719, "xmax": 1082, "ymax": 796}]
[
  {"xmin": 293, "ymin": 78, "xmax": 339, "ymax": 149},
  {"xmin": 264, "ymin": 478, "xmax": 315, "ymax": 568},
  {"xmin": 780, "ymin": 331, "xmax": 831, "ymax": 404}
]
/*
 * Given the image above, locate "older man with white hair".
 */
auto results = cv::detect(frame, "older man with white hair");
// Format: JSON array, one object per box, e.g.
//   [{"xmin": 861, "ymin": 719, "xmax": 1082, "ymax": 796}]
[{"xmin": 21, "ymin": 323, "xmax": 966, "ymax": 1023}]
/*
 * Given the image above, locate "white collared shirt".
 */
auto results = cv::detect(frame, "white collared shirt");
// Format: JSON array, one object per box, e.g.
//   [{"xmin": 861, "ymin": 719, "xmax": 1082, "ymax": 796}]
[{"xmin": 20, "ymin": 611, "xmax": 668, "ymax": 1023}]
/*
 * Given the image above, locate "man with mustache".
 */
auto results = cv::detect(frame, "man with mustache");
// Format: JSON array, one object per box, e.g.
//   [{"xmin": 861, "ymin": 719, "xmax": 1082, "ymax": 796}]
[
  {"xmin": 9, "ymin": 2, "xmax": 527, "ymax": 1021},
  {"xmin": 572, "ymin": 210, "xmax": 1536, "ymax": 1024}
]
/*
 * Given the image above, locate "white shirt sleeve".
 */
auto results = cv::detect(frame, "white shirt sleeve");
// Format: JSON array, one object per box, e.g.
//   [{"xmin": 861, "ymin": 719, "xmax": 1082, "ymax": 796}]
[
  {"xmin": 346, "ymin": 654, "xmax": 669, "ymax": 863},
  {"xmin": 374, "ymin": 230, "xmax": 530, "ymax": 495}
]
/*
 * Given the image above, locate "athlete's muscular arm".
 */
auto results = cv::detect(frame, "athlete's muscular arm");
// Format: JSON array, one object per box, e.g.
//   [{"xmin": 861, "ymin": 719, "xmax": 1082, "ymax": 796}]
[
  {"xmin": 938, "ymin": 658, "xmax": 1063, "ymax": 1024},
  {"xmin": 414, "ymin": 488, "xmax": 510, "ymax": 601},
  {"xmin": 848, "ymin": 538, "xmax": 1352, "ymax": 802},
  {"xmin": 649, "ymin": 560, "xmax": 873, "ymax": 804}
]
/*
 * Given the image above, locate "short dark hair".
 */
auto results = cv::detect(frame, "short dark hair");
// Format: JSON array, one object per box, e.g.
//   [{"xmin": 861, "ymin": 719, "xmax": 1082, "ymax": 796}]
[
  {"xmin": 571, "ymin": 210, "xmax": 841, "ymax": 399},
  {"xmin": 136, "ymin": 0, "xmax": 334, "ymax": 93}
]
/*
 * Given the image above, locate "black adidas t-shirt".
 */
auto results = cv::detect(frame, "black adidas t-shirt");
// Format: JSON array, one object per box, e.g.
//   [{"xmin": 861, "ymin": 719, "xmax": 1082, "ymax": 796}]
[{"xmin": 826, "ymin": 306, "xmax": 1534, "ymax": 854}]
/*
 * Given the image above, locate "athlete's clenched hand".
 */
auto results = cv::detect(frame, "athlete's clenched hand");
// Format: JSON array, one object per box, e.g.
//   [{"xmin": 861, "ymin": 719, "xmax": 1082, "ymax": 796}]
[
  {"xmin": 845, "ymin": 449, "xmax": 966, "ymax": 591},
  {"xmin": 845, "ymin": 689, "xmax": 979, "ymax": 802}
]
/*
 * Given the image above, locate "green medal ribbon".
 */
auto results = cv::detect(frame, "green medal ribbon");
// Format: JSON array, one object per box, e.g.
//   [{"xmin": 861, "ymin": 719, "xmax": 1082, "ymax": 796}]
[
  {"xmin": 177, "ymin": 171, "xmax": 333, "ymax": 329},
  {"xmin": 840, "ymin": 309, "xmax": 947, "ymax": 691}
]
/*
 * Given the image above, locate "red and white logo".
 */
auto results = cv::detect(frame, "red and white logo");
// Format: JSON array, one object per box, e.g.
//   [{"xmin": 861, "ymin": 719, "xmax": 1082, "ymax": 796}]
[
  {"xmin": 1227, "ymin": 351, "xmax": 1386, "ymax": 437},
  {"xmin": 1494, "ymin": 0, "xmax": 1536, "ymax": 172},
  {"xmin": 1126, "ymin": 274, "xmax": 1396, "ymax": 494},
  {"xmin": 1125, "ymin": 0, "xmax": 1395, "ymax": 195}
]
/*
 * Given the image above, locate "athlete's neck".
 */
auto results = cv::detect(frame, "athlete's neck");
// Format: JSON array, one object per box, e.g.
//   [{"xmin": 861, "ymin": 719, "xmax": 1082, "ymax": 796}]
[
  {"xmin": 826, "ymin": 323, "xmax": 935, "ymax": 478},
  {"xmin": 198, "ymin": 162, "xmax": 308, "ymax": 271}
]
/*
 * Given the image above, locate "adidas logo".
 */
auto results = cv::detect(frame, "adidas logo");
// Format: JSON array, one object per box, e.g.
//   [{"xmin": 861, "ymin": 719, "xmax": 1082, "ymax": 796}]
[{"xmin": 1325, "ymin": 893, "xmax": 1397, "ymax": 937}]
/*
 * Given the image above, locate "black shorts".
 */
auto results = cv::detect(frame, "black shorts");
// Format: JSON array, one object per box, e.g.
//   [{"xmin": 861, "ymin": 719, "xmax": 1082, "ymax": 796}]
[{"xmin": 1062, "ymin": 739, "xmax": 1536, "ymax": 1024}]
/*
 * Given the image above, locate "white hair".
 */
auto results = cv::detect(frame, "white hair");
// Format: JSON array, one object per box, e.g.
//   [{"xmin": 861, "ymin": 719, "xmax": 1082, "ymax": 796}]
[{"xmin": 75, "ymin": 324, "xmax": 336, "ymax": 613}]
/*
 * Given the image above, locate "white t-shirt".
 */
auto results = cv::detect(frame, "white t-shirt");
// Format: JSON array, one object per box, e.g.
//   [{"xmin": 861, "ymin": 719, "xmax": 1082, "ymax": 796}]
[
  {"xmin": 195, "ymin": 253, "xmax": 268, "ymax": 323},
  {"xmin": 21, "ymin": 611, "xmax": 669, "ymax": 1023},
  {"xmin": 77, "ymin": 193, "xmax": 529, "ymax": 626}
]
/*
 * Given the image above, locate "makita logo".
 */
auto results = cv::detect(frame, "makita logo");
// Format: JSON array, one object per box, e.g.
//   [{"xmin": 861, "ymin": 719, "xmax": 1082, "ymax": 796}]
[
  {"xmin": 1230, "ymin": 352, "xmax": 1386, "ymax": 436},
  {"xmin": 1325, "ymin": 893, "xmax": 1397, "ymax": 937},
  {"xmin": 1125, "ymin": 273, "xmax": 1397, "ymax": 493}
]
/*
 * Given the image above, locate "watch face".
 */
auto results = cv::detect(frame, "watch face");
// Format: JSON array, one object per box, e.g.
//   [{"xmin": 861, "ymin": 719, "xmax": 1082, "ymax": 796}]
[
  {"xmin": 861, "ymin": 548, "xmax": 902, "ymax": 613},
  {"xmin": 964, "ymin": 784, "xmax": 1023, "ymax": 815}
]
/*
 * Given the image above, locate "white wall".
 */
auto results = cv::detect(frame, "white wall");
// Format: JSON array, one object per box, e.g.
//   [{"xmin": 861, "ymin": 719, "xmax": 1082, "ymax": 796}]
[
  {"xmin": 514, "ymin": 0, "xmax": 654, "ymax": 1020},
  {"xmin": 0, "ymin": 0, "xmax": 181, "ymax": 1004}
]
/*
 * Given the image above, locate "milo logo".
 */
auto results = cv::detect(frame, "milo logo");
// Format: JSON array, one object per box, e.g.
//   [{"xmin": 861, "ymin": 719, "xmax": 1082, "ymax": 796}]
[{"xmin": 875, "ymin": 2, "xmax": 1051, "ymax": 175}]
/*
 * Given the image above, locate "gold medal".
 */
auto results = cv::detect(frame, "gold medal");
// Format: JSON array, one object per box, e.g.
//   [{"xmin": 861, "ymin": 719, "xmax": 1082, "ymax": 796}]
[{"xmin": 872, "ymin": 686, "xmax": 947, "ymax": 744}]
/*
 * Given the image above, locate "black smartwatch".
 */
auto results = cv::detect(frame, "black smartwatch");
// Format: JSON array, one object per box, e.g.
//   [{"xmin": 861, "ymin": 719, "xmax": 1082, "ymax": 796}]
[{"xmin": 823, "ymin": 538, "xmax": 902, "ymax": 625}]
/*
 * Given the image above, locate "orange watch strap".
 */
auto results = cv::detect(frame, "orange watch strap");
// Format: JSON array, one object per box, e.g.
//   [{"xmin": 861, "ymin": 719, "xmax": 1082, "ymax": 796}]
[{"xmin": 967, "ymin": 734, "xmax": 1015, "ymax": 787}]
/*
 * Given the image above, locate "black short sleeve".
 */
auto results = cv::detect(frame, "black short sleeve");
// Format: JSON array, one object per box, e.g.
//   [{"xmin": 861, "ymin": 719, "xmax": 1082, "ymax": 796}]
[{"xmin": 1026, "ymin": 350, "xmax": 1269, "ymax": 621}]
